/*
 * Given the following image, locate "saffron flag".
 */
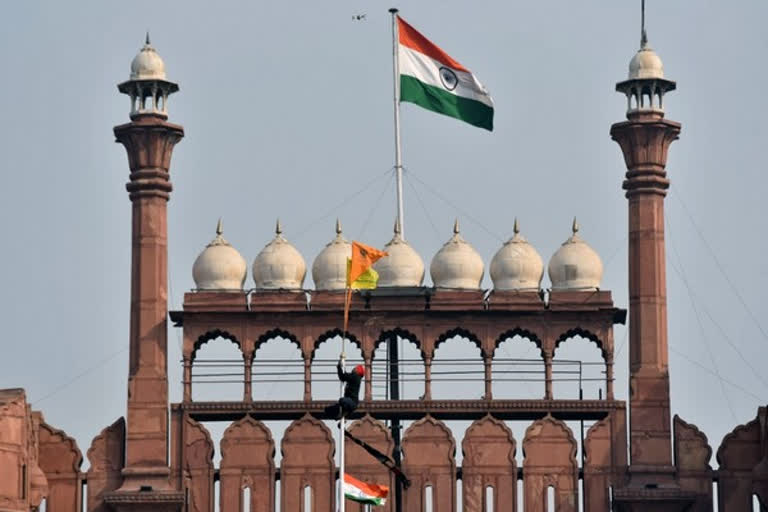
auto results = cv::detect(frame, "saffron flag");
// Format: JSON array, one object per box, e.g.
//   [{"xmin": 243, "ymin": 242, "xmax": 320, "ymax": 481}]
[
  {"xmin": 397, "ymin": 16, "xmax": 494, "ymax": 131},
  {"xmin": 343, "ymin": 473, "xmax": 389, "ymax": 506},
  {"xmin": 347, "ymin": 241, "xmax": 388, "ymax": 289}
]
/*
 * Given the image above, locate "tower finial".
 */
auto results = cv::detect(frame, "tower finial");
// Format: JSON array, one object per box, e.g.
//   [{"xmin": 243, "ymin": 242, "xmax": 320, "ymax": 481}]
[
  {"xmin": 216, "ymin": 217, "xmax": 223, "ymax": 236},
  {"xmin": 453, "ymin": 218, "xmax": 460, "ymax": 234},
  {"xmin": 513, "ymin": 217, "xmax": 520, "ymax": 235},
  {"xmin": 572, "ymin": 217, "xmax": 579, "ymax": 234},
  {"xmin": 640, "ymin": 0, "xmax": 648, "ymax": 48},
  {"xmin": 145, "ymin": 31, "xmax": 151, "ymax": 46},
  {"xmin": 335, "ymin": 218, "xmax": 342, "ymax": 235},
  {"xmin": 275, "ymin": 218, "xmax": 283, "ymax": 235}
]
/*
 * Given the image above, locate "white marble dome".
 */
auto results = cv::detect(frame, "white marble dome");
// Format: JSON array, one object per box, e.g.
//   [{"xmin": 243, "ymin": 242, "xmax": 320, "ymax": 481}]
[
  {"xmin": 311, "ymin": 219, "xmax": 352, "ymax": 291},
  {"xmin": 430, "ymin": 220, "xmax": 484, "ymax": 289},
  {"xmin": 628, "ymin": 38, "xmax": 664, "ymax": 80},
  {"xmin": 548, "ymin": 219, "xmax": 603, "ymax": 291},
  {"xmin": 374, "ymin": 220, "xmax": 424, "ymax": 287},
  {"xmin": 130, "ymin": 34, "xmax": 166, "ymax": 80},
  {"xmin": 490, "ymin": 219, "xmax": 544, "ymax": 291},
  {"xmin": 252, "ymin": 220, "xmax": 306, "ymax": 290},
  {"xmin": 192, "ymin": 219, "xmax": 247, "ymax": 291}
]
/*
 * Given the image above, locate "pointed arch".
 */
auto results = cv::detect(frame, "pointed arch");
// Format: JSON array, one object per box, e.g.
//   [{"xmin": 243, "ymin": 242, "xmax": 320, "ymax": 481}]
[
  {"xmin": 373, "ymin": 328, "xmax": 423, "ymax": 357},
  {"xmin": 312, "ymin": 328, "xmax": 362, "ymax": 360},
  {"xmin": 554, "ymin": 327, "xmax": 606, "ymax": 360},
  {"xmin": 192, "ymin": 329, "xmax": 242, "ymax": 361},
  {"xmin": 254, "ymin": 328, "xmax": 301, "ymax": 353},
  {"xmin": 493, "ymin": 327, "xmax": 543, "ymax": 356},
  {"xmin": 434, "ymin": 327, "xmax": 482, "ymax": 354}
]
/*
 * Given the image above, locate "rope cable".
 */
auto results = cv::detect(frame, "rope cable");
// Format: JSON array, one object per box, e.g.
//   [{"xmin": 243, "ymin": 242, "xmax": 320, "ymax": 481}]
[
  {"xmin": 405, "ymin": 168, "xmax": 504, "ymax": 243},
  {"xmin": 671, "ymin": 190, "xmax": 768, "ymax": 343},
  {"xmin": 666, "ymin": 217, "xmax": 737, "ymax": 421}
]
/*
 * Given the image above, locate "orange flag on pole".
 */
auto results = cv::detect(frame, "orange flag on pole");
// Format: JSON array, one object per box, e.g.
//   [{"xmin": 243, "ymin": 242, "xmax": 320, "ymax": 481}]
[{"xmin": 348, "ymin": 241, "xmax": 388, "ymax": 285}]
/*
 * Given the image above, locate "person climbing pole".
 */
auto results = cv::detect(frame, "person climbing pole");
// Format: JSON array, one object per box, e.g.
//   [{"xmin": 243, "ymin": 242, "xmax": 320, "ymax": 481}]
[{"xmin": 325, "ymin": 357, "xmax": 365, "ymax": 420}]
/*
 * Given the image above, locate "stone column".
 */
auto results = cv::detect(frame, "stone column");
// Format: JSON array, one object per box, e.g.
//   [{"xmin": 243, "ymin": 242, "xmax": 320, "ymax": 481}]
[
  {"xmin": 543, "ymin": 350, "xmax": 553, "ymax": 400},
  {"xmin": 423, "ymin": 355, "xmax": 432, "ymax": 400},
  {"xmin": 303, "ymin": 357, "xmax": 312, "ymax": 402},
  {"xmin": 114, "ymin": 113, "xmax": 183, "ymax": 491},
  {"xmin": 243, "ymin": 350, "xmax": 253, "ymax": 402},
  {"xmin": 483, "ymin": 353, "xmax": 492, "ymax": 400},
  {"xmin": 364, "ymin": 355, "xmax": 373, "ymax": 401},
  {"xmin": 182, "ymin": 356, "xmax": 192, "ymax": 403},
  {"xmin": 611, "ymin": 110, "xmax": 680, "ymax": 479}
]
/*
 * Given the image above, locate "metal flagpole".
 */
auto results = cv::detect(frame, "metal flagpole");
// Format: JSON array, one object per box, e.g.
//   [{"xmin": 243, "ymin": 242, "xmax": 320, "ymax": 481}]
[
  {"xmin": 339, "ymin": 288, "xmax": 350, "ymax": 512},
  {"xmin": 389, "ymin": 7, "xmax": 405, "ymax": 238}
]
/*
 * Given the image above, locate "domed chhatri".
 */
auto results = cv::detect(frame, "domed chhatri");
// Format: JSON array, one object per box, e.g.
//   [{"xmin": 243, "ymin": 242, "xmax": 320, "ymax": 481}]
[
  {"xmin": 374, "ymin": 219, "xmax": 425, "ymax": 287},
  {"xmin": 192, "ymin": 219, "xmax": 247, "ymax": 291},
  {"xmin": 117, "ymin": 33, "xmax": 179, "ymax": 117},
  {"xmin": 130, "ymin": 33, "xmax": 167, "ymax": 80},
  {"xmin": 628, "ymin": 34, "xmax": 664, "ymax": 80},
  {"xmin": 311, "ymin": 219, "xmax": 352, "ymax": 291},
  {"xmin": 252, "ymin": 220, "xmax": 306, "ymax": 290},
  {"xmin": 490, "ymin": 218, "xmax": 544, "ymax": 291},
  {"xmin": 548, "ymin": 219, "xmax": 603, "ymax": 291},
  {"xmin": 430, "ymin": 219, "xmax": 484, "ymax": 289}
]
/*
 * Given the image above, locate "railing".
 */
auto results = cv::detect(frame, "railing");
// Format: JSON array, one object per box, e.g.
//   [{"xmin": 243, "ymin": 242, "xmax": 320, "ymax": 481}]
[{"xmin": 185, "ymin": 357, "xmax": 610, "ymax": 402}]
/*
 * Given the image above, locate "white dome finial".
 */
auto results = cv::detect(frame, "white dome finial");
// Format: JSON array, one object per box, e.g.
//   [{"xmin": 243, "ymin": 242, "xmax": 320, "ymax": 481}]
[
  {"xmin": 547, "ymin": 220, "xmax": 603, "ymax": 291},
  {"xmin": 490, "ymin": 219, "xmax": 543, "ymax": 291},
  {"xmin": 252, "ymin": 221, "xmax": 306, "ymax": 290},
  {"xmin": 374, "ymin": 218, "xmax": 424, "ymax": 287},
  {"xmin": 192, "ymin": 218, "xmax": 247, "ymax": 291},
  {"xmin": 430, "ymin": 220, "xmax": 484, "ymax": 289},
  {"xmin": 312, "ymin": 219, "xmax": 352, "ymax": 290}
]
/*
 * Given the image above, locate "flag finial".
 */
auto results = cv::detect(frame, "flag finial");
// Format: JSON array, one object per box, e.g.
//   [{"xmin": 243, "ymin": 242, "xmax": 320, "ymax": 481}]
[
  {"xmin": 513, "ymin": 217, "xmax": 520, "ymax": 235},
  {"xmin": 145, "ymin": 31, "xmax": 151, "ymax": 46},
  {"xmin": 336, "ymin": 218, "xmax": 342, "ymax": 235},
  {"xmin": 453, "ymin": 218, "xmax": 460, "ymax": 234},
  {"xmin": 275, "ymin": 218, "xmax": 283, "ymax": 235},
  {"xmin": 216, "ymin": 217, "xmax": 223, "ymax": 236},
  {"xmin": 572, "ymin": 217, "xmax": 579, "ymax": 235}
]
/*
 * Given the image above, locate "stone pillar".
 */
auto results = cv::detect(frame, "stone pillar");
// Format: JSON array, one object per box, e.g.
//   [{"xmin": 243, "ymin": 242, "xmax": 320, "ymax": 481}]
[
  {"xmin": 243, "ymin": 350, "xmax": 253, "ymax": 402},
  {"xmin": 106, "ymin": 112, "xmax": 184, "ymax": 511},
  {"xmin": 482, "ymin": 353, "xmax": 492, "ymax": 400},
  {"xmin": 543, "ymin": 350, "xmax": 553, "ymax": 400},
  {"xmin": 605, "ymin": 352, "xmax": 615, "ymax": 401},
  {"xmin": 364, "ymin": 355, "xmax": 373, "ymax": 401},
  {"xmin": 182, "ymin": 356, "xmax": 192, "ymax": 403},
  {"xmin": 611, "ymin": 110, "xmax": 680, "ymax": 482},
  {"xmin": 303, "ymin": 357, "xmax": 312, "ymax": 402},
  {"xmin": 423, "ymin": 355, "xmax": 432, "ymax": 401}
]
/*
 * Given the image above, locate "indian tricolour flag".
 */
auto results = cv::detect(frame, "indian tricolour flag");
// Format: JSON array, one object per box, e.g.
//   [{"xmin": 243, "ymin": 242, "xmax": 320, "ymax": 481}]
[
  {"xmin": 343, "ymin": 473, "xmax": 389, "ymax": 506},
  {"xmin": 397, "ymin": 16, "xmax": 494, "ymax": 131}
]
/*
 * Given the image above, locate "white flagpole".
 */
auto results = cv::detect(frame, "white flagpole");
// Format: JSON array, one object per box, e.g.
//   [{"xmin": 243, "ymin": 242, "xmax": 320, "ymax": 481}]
[{"xmin": 389, "ymin": 7, "xmax": 405, "ymax": 238}]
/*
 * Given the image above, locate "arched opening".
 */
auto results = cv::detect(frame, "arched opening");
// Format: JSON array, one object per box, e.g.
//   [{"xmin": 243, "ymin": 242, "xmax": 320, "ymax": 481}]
[
  {"xmin": 312, "ymin": 333, "xmax": 363, "ymax": 400},
  {"xmin": 424, "ymin": 484, "xmax": 434, "ymax": 512},
  {"xmin": 493, "ymin": 334, "xmax": 545, "ymax": 400},
  {"xmin": 303, "ymin": 485, "xmax": 312, "ymax": 511},
  {"xmin": 242, "ymin": 486, "xmax": 251, "ymax": 512},
  {"xmin": 547, "ymin": 485, "xmax": 555, "ymax": 511},
  {"xmin": 372, "ymin": 334, "xmax": 424, "ymax": 400},
  {"xmin": 193, "ymin": 336, "xmax": 243, "ymax": 402},
  {"xmin": 252, "ymin": 335, "xmax": 304, "ymax": 401},
  {"xmin": 431, "ymin": 333, "xmax": 483, "ymax": 400},
  {"xmin": 553, "ymin": 334, "xmax": 605, "ymax": 400},
  {"xmin": 485, "ymin": 485, "xmax": 494, "ymax": 512}
]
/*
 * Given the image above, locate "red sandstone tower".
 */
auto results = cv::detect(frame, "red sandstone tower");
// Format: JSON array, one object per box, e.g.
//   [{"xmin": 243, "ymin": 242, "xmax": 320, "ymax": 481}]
[
  {"xmin": 610, "ymin": 29, "xmax": 695, "ymax": 511},
  {"xmin": 104, "ymin": 35, "xmax": 185, "ymax": 511}
]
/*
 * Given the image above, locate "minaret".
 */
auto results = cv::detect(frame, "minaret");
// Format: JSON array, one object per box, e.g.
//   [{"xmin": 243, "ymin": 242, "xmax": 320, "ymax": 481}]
[
  {"xmin": 106, "ymin": 34, "xmax": 184, "ymax": 509},
  {"xmin": 609, "ymin": 6, "xmax": 694, "ymax": 508}
]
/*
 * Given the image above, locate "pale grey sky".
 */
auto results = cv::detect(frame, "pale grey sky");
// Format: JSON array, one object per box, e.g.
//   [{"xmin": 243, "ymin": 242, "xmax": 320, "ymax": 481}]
[{"xmin": 0, "ymin": 0, "xmax": 766, "ymax": 471}]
